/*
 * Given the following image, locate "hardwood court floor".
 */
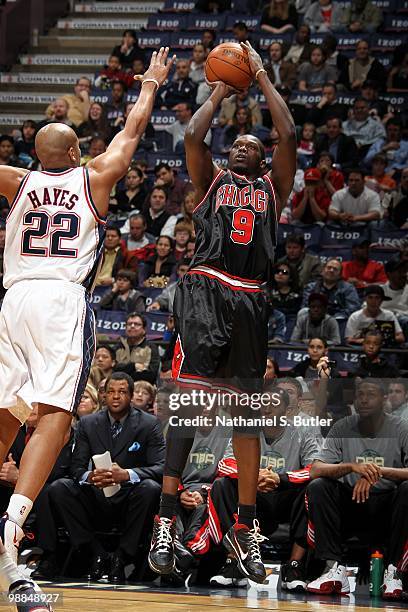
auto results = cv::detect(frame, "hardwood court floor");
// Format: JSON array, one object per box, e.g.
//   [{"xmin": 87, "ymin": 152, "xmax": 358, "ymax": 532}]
[{"xmin": 3, "ymin": 584, "xmax": 405, "ymax": 612}]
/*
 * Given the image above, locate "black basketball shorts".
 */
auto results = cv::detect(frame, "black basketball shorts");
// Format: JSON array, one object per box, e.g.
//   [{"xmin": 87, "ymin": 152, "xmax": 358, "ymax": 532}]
[{"xmin": 171, "ymin": 265, "xmax": 268, "ymax": 393}]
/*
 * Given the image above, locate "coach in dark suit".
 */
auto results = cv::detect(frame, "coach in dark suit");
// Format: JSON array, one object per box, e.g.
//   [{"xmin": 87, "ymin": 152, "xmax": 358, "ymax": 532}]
[
  {"xmin": 49, "ymin": 372, "xmax": 165, "ymax": 583},
  {"xmin": 314, "ymin": 117, "xmax": 359, "ymax": 172}
]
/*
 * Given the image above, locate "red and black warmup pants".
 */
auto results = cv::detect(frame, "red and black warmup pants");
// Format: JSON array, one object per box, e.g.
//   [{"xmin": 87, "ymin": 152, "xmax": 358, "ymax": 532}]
[{"xmin": 306, "ymin": 478, "xmax": 408, "ymax": 570}]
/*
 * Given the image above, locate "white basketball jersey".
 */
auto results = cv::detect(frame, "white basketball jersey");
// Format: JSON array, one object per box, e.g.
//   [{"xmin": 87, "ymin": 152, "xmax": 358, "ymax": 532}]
[{"xmin": 3, "ymin": 167, "xmax": 106, "ymax": 291}]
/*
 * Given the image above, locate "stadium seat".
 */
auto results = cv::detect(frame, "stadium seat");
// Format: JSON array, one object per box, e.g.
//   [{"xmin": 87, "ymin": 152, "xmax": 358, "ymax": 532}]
[
  {"xmin": 384, "ymin": 13, "xmax": 408, "ymax": 31},
  {"xmin": 371, "ymin": 33, "xmax": 407, "ymax": 52},
  {"xmin": 147, "ymin": 14, "xmax": 187, "ymax": 30},
  {"xmin": 277, "ymin": 223, "xmax": 323, "ymax": 254},
  {"xmin": 139, "ymin": 32, "xmax": 172, "ymax": 48},
  {"xmin": 186, "ymin": 13, "xmax": 226, "ymax": 30},
  {"xmin": 370, "ymin": 227, "xmax": 408, "ymax": 248},
  {"xmin": 321, "ymin": 225, "xmax": 369, "ymax": 247},
  {"xmin": 225, "ymin": 14, "xmax": 260, "ymax": 30},
  {"xmin": 170, "ymin": 32, "xmax": 205, "ymax": 48},
  {"xmin": 319, "ymin": 246, "xmax": 352, "ymax": 263},
  {"xmin": 162, "ymin": 0, "xmax": 195, "ymax": 10}
]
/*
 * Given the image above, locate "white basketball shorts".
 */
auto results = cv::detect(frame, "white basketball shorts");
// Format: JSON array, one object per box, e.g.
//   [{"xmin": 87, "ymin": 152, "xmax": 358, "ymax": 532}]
[{"xmin": 0, "ymin": 279, "xmax": 96, "ymax": 423}]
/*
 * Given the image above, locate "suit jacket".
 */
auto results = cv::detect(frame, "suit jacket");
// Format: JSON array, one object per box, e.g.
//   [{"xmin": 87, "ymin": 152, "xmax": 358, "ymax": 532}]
[
  {"xmin": 71, "ymin": 407, "xmax": 165, "ymax": 484},
  {"xmin": 266, "ymin": 61, "xmax": 297, "ymax": 89},
  {"xmin": 314, "ymin": 133, "xmax": 359, "ymax": 171}
]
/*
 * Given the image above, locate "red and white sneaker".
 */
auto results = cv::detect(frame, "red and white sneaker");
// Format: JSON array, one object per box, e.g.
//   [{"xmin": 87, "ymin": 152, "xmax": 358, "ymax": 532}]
[
  {"xmin": 0, "ymin": 513, "xmax": 24, "ymax": 566},
  {"xmin": 382, "ymin": 564, "xmax": 403, "ymax": 600},
  {"xmin": 307, "ymin": 562, "xmax": 350, "ymax": 595}
]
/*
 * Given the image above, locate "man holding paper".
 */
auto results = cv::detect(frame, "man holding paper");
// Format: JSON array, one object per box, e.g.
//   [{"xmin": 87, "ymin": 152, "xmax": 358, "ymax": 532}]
[{"xmin": 49, "ymin": 372, "xmax": 165, "ymax": 582}]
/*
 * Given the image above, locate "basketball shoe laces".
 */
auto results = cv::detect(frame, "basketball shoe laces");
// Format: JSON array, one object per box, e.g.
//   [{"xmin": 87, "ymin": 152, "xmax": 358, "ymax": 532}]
[
  {"xmin": 155, "ymin": 518, "xmax": 174, "ymax": 554},
  {"xmin": 245, "ymin": 520, "xmax": 268, "ymax": 562}
]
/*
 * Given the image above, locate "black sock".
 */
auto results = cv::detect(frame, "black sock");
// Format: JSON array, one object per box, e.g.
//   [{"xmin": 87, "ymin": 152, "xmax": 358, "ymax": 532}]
[
  {"xmin": 159, "ymin": 493, "xmax": 177, "ymax": 519},
  {"xmin": 237, "ymin": 504, "xmax": 256, "ymax": 529}
]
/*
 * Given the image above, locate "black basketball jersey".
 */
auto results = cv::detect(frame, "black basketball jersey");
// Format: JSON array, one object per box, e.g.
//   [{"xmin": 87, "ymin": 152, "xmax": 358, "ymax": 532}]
[{"xmin": 191, "ymin": 168, "xmax": 278, "ymax": 282}]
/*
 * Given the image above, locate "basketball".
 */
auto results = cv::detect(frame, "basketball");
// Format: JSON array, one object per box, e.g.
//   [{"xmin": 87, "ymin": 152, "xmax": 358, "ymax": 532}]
[{"xmin": 205, "ymin": 42, "xmax": 253, "ymax": 90}]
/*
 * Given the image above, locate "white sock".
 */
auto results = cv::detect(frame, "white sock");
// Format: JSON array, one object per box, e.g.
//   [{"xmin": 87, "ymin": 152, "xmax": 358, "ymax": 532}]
[
  {"xmin": 6, "ymin": 494, "xmax": 33, "ymax": 528},
  {"xmin": 0, "ymin": 551, "xmax": 22, "ymax": 591}
]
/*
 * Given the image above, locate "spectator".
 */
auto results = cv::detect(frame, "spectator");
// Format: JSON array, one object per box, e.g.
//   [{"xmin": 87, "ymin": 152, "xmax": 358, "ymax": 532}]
[
  {"xmin": 178, "ymin": 190, "xmax": 195, "ymax": 238},
  {"xmin": 261, "ymin": 0, "xmax": 298, "ymax": 33},
  {"xmin": 105, "ymin": 81, "xmax": 127, "ymax": 127},
  {"xmin": 141, "ymin": 235, "xmax": 176, "ymax": 287},
  {"xmin": 80, "ymin": 136, "xmax": 106, "ymax": 164},
  {"xmin": 94, "ymin": 346, "xmax": 117, "ymax": 381},
  {"xmin": 381, "ymin": 256, "xmax": 408, "ymax": 336},
  {"xmin": 111, "ymin": 29, "xmax": 146, "ymax": 69},
  {"xmin": 77, "ymin": 102, "xmax": 112, "ymax": 153},
  {"xmin": 365, "ymin": 154, "xmax": 397, "ymax": 198},
  {"xmin": 284, "ymin": 25, "xmax": 313, "ymax": 66},
  {"xmin": 328, "ymin": 169, "xmax": 381, "ymax": 226},
  {"xmin": 219, "ymin": 107, "xmax": 253, "ymax": 154},
  {"xmin": 110, "ymin": 102, "xmax": 156, "ymax": 150},
  {"xmin": 267, "ymin": 308, "xmax": 287, "ymax": 344},
  {"xmin": 342, "ymin": 98, "xmax": 386, "ymax": 151},
  {"xmin": 306, "ymin": 84, "xmax": 348, "ymax": 127},
  {"xmin": 131, "ymin": 58, "xmax": 145, "ymax": 76},
  {"xmin": 189, "ymin": 43, "xmax": 207, "ymax": 84},
  {"xmin": 145, "ymin": 186, "xmax": 178, "ymax": 238},
  {"xmin": 292, "ymin": 167, "xmax": 331, "ymax": 224},
  {"xmin": 100, "ymin": 269, "xmax": 145, "ymax": 313},
  {"xmin": 296, "ymin": 122, "xmax": 317, "ymax": 170},
  {"xmin": 361, "ymin": 80, "xmax": 388, "ymax": 119},
  {"xmin": 297, "ymin": 46, "xmax": 337, "ymax": 92},
  {"xmin": 269, "ymin": 263, "xmax": 302, "ymax": 316},
  {"xmin": 186, "ymin": 238, "xmax": 195, "ymax": 259},
  {"xmin": 94, "ymin": 54, "xmax": 135, "ymax": 90},
  {"xmin": 387, "ymin": 48, "xmax": 408, "ymax": 92},
  {"xmin": 291, "ymin": 293, "xmax": 341, "ymax": 345},
  {"xmin": 153, "ymin": 163, "xmax": 191, "ymax": 215},
  {"xmin": 289, "ymin": 337, "xmax": 340, "ymax": 380},
  {"xmin": 264, "ymin": 356, "xmax": 281, "ymax": 381},
  {"xmin": 218, "ymin": 89, "xmax": 262, "ymax": 128},
  {"xmin": 341, "ymin": 41, "xmax": 386, "ymax": 92},
  {"xmin": 345, "ymin": 284, "xmax": 405, "ymax": 345},
  {"xmin": 0, "ymin": 135, "xmax": 18, "ymax": 167},
  {"xmin": 38, "ymin": 98, "xmax": 76, "ymax": 130},
  {"xmin": 133, "ymin": 380, "xmax": 156, "ymax": 414},
  {"xmin": 341, "ymin": 0, "xmax": 382, "ymax": 33},
  {"xmin": 44, "ymin": 77, "xmax": 91, "ymax": 127},
  {"xmin": 76, "ymin": 383, "xmax": 100, "ymax": 421},
  {"xmin": 160, "ymin": 59, "xmax": 197, "ymax": 109},
  {"xmin": 304, "ymin": 0, "xmax": 342, "ymax": 33},
  {"xmin": 115, "ymin": 315, "xmax": 161, "ymax": 383},
  {"xmin": 314, "ymin": 117, "xmax": 359, "ymax": 172},
  {"xmin": 348, "ymin": 331, "xmax": 400, "ymax": 378},
  {"xmin": 388, "ymin": 381, "xmax": 408, "ymax": 419},
  {"xmin": 321, "ymin": 34, "xmax": 349, "ymax": 79},
  {"xmin": 114, "ymin": 167, "xmax": 148, "ymax": 214},
  {"xmin": 121, "ymin": 213, "xmax": 155, "ymax": 252},
  {"xmin": 14, "ymin": 120, "xmax": 37, "ymax": 166},
  {"xmin": 382, "ymin": 167, "xmax": 408, "ymax": 229},
  {"xmin": 165, "ymin": 103, "xmax": 211, "ymax": 152},
  {"xmin": 265, "ymin": 42, "xmax": 297, "ymax": 89},
  {"xmin": 342, "ymin": 239, "xmax": 387, "ymax": 289},
  {"xmin": 173, "ymin": 222, "xmax": 191, "ymax": 261},
  {"xmin": 303, "ymin": 258, "xmax": 361, "ymax": 319},
  {"xmin": 49, "ymin": 372, "xmax": 164, "ymax": 582},
  {"xmin": 364, "ymin": 118, "xmax": 408, "ymax": 176},
  {"xmin": 148, "ymin": 259, "xmax": 190, "ymax": 313},
  {"xmin": 202, "ymin": 29, "xmax": 216, "ymax": 51},
  {"xmin": 95, "ymin": 225, "xmax": 125, "ymax": 287},
  {"xmin": 316, "ymin": 151, "xmax": 344, "ymax": 196},
  {"xmin": 307, "ymin": 380, "xmax": 408, "ymax": 600},
  {"xmin": 279, "ymin": 234, "xmax": 322, "ymax": 287}
]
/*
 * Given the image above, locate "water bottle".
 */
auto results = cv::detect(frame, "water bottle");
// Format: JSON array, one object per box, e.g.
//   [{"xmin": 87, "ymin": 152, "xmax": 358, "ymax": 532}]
[{"xmin": 369, "ymin": 550, "xmax": 384, "ymax": 597}]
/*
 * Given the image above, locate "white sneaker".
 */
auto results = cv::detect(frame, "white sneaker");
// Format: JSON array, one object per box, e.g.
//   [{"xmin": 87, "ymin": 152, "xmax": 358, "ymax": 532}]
[
  {"xmin": 210, "ymin": 558, "xmax": 247, "ymax": 588},
  {"xmin": 0, "ymin": 513, "xmax": 24, "ymax": 566},
  {"xmin": 382, "ymin": 564, "xmax": 402, "ymax": 600},
  {"xmin": 307, "ymin": 562, "xmax": 350, "ymax": 595}
]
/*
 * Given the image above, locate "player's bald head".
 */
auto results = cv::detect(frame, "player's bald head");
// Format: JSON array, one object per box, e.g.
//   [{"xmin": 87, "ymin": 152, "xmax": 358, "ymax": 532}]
[{"xmin": 35, "ymin": 123, "xmax": 80, "ymax": 169}]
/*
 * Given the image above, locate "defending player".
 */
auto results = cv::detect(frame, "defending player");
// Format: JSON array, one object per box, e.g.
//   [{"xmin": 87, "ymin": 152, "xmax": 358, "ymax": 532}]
[
  {"xmin": 149, "ymin": 42, "xmax": 296, "ymax": 583},
  {"xmin": 0, "ymin": 48, "xmax": 174, "ymax": 611}
]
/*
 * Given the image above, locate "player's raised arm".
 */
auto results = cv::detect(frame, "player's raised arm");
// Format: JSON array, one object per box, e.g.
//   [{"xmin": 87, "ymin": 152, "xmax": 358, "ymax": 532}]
[
  {"xmin": 0, "ymin": 166, "xmax": 30, "ymax": 204},
  {"xmin": 184, "ymin": 83, "xmax": 234, "ymax": 200},
  {"xmin": 241, "ymin": 42, "xmax": 296, "ymax": 216},
  {"xmin": 87, "ymin": 47, "xmax": 175, "ymax": 190}
]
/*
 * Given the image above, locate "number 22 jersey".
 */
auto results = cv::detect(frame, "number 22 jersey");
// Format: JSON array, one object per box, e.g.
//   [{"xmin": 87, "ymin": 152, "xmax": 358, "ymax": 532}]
[
  {"xmin": 191, "ymin": 168, "xmax": 278, "ymax": 283},
  {"xmin": 3, "ymin": 167, "xmax": 106, "ymax": 291}
]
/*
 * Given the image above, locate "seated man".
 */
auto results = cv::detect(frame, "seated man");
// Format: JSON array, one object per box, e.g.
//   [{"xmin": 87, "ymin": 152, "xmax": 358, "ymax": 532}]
[
  {"xmin": 342, "ymin": 238, "xmax": 387, "ymax": 289},
  {"xmin": 99, "ymin": 269, "xmax": 145, "ymax": 314},
  {"xmin": 328, "ymin": 169, "xmax": 381, "ymax": 227},
  {"xmin": 345, "ymin": 285, "xmax": 405, "ymax": 346},
  {"xmin": 115, "ymin": 313, "xmax": 160, "ymax": 384},
  {"xmin": 291, "ymin": 293, "xmax": 341, "ymax": 345},
  {"xmin": 209, "ymin": 389, "xmax": 320, "ymax": 590},
  {"xmin": 278, "ymin": 234, "xmax": 322, "ymax": 288},
  {"xmin": 388, "ymin": 380, "xmax": 408, "ymax": 420},
  {"xmin": 306, "ymin": 379, "xmax": 408, "ymax": 600},
  {"xmin": 348, "ymin": 330, "xmax": 400, "ymax": 378},
  {"xmin": 147, "ymin": 259, "xmax": 190, "ymax": 314},
  {"xmin": 49, "ymin": 373, "xmax": 165, "ymax": 582},
  {"xmin": 381, "ymin": 256, "xmax": 408, "ymax": 338},
  {"xmin": 302, "ymin": 258, "xmax": 361, "ymax": 320}
]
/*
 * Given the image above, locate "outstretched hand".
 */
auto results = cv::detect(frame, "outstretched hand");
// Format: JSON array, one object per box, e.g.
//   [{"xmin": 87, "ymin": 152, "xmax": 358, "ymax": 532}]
[
  {"xmin": 134, "ymin": 47, "xmax": 176, "ymax": 87},
  {"xmin": 240, "ymin": 41, "xmax": 264, "ymax": 77}
]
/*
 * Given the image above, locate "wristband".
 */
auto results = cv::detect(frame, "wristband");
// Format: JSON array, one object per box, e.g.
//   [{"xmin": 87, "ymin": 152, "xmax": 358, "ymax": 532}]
[
  {"xmin": 141, "ymin": 78, "xmax": 160, "ymax": 90},
  {"xmin": 255, "ymin": 68, "xmax": 267, "ymax": 80}
]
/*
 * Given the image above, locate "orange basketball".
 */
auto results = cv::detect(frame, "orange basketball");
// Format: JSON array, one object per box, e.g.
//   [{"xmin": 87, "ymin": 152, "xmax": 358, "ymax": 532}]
[{"xmin": 205, "ymin": 42, "xmax": 252, "ymax": 90}]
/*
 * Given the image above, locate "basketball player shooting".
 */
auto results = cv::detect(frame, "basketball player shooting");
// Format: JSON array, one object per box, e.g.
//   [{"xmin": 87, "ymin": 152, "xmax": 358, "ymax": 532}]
[
  {"xmin": 149, "ymin": 42, "xmax": 296, "ymax": 583},
  {"xmin": 0, "ymin": 47, "xmax": 174, "ymax": 611}
]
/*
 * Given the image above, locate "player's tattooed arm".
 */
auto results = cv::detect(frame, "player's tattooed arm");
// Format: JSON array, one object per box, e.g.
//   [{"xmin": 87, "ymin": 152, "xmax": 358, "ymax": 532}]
[{"xmin": 0, "ymin": 166, "xmax": 29, "ymax": 204}]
